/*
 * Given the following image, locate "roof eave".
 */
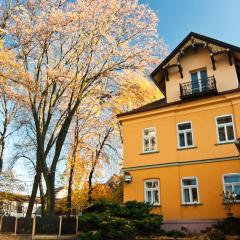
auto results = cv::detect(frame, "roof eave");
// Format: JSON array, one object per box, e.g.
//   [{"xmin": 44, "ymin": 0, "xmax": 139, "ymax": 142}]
[{"xmin": 150, "ymin": 32, "xmax": 240, "ymax": 82}]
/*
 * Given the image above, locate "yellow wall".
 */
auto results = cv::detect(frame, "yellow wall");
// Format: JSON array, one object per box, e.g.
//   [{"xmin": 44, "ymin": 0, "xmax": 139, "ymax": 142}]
[
  {"xmin": 121, "ymin": 93, "xmax": 240, "ymax": 168},
  {"xmin": 119, "ymin": 92, "xmax": 240, "ymax": 221},
  {"xmin": 124, "ymin": 160, "xmax": 240, "ymax": 220},
  {"xmin": 165, "ymin": 48, "xmax": 239, "ymax": 103}
]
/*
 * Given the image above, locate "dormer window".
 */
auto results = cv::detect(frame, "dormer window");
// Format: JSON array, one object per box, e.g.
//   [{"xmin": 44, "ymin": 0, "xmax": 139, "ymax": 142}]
[{"xmin": 190, "ymin": 69, "xmax": 208, "ymax": 93}]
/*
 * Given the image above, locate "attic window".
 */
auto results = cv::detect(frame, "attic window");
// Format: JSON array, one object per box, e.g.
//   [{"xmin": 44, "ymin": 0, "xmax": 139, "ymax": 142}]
[{"xmin": 190, "ymin": 69, "xmax": 208, "ymax": 93}]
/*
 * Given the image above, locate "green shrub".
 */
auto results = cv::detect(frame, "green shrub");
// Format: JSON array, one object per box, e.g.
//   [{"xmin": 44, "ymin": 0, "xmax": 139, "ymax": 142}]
[
  {"xmin": 100, "ymin": 219, "xmax": 136, "ymax": 240},
  {"xmin": 78, "ymin": 213, "xmax": 104, "ymax": 231},
  {"xmin": 86, "ymin": 199, "xmax": 121, "ymax": 214},
  {"xmin": 79, "ymin": 200, "xmax": 163, "ymax": 239},
  {"xmin": 113, "ymin": 201, "xmax": 152, "ymax": 220},
  {"xmin": 214, "ymin": 217, "xmax": 240, "ymax": 235},
  {"xmin": 166, "ymin": 229, "xmax": 186, "ymax": 238},
  {"xmin": 79, "ymin": 231, "xmax": 101, "ymax": 240},
  {"xmin": 207, "ymin": 228, "xmax": 226, "ymax": 240},
  {"xmin": 134, "ymin": 214, "xmax": 163, "ymax": 236}
]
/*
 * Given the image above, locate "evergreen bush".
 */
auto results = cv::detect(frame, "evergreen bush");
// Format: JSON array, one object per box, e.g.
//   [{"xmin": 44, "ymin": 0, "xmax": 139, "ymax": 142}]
[{"xmin": 78, "ymin": 200, "xmax": 163, "ymax": 239}]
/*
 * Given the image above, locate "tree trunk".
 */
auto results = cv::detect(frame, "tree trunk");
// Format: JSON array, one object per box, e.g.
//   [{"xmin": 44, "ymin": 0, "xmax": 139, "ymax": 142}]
[
  {"xmin": 88, "ymin": 168, "xmax": 94, "ymax": 204},
  {"xmin": 0, "ymin": 156, "xmax": 2, "ymax": 173},
  {"xmin": 39, "ymin": 174, "xmax": 46, "ymax": 216},
  {"xmin": 87, "ymin": 128, "xmax": 112, "ymax": 204},
  {"xmin": 46, "ymin": 173, "xmax": 55, "ymax": 216},
  {"xmin": 44, "ymin": 99, "xmax": 81, "ymax": 216},
  {"xmin": 67, "ymin": 158, "xmax": 75, "ymax": 215},
  {"xmin": 67, "ymin": 120, "xmax": 79, "ymax": 215},
  {"xmin": 0, "ymin": 138, "xmax": 5, "ymax": 172},
  {"xmin": 26, "ymin": 172, "xmax": 40, "ymax": 218}
]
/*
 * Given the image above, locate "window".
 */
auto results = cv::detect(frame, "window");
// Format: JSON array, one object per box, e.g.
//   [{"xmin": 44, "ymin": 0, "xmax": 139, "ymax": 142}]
[
  {"xmin": 216, "ymin": 115, "xmax": 235, "ymax": 143},
  {"xmin": 144, "ymin": 179, "xmax": 160, "ymax": 206},
  {"xmin": 223, "ymin": 174, "xmax": 240, "ymax": 201},
  {"xmin": 191, "ymin": 69, "xmax": 208, "ymax": 93},
  {"xmin": 177, "ymin": 122, "xmax": 194, "ymax": 148},
  {"xmin": 181, "ymin": 177, "xmax": 200, "ymax": 204},
  {"xmin": 143, "ymin": 128, "xmax": 157, "ymax": 152}
]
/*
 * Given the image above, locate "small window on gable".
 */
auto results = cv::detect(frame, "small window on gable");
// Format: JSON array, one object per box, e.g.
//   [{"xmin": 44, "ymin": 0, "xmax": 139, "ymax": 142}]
[
  {"xmin": 177, "ymin": 122, "xmax": 194, "ymax": 149},
  {"xmin": 216, "ymin": 115, "xmax": 235, "ymax": 143},
  {"xmin": 190, "ymin": 69, "xmax": 208, "ymax": 93},
  {"xmin": 143, "ymin": 128, "xmax": 157, "ymax": 153}
]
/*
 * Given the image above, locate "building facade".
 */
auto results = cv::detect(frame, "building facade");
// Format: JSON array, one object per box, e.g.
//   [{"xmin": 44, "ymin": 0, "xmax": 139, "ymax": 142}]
[
  {"xmin": 0, "ymin": 192, "xmax": 41, "ymax": 217},
  {"xmin": 117, "ymin": 33, "xmax": 240, "ymax": 231}
]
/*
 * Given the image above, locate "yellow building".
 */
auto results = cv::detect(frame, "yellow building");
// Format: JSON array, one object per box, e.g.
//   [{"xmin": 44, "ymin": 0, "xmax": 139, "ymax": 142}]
[{"xmin": 117, "ymin": 32, "xmax": 240, "ymax": 231}]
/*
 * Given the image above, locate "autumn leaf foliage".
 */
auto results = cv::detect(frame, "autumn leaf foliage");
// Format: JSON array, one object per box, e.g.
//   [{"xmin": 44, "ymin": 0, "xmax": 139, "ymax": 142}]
[{"xmin": 0, "ymin": 0, "xmax": 167, "ymax": 215}]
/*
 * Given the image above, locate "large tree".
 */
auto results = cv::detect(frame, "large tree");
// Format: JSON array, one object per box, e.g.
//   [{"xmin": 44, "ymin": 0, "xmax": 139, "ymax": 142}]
[
  {"xmin": 1, "ymin": 0, "xmax": 166, "ymax": 215},
  {"xmin": 63, "ymin": 72, "xmax": 161, "ymax": 211}
]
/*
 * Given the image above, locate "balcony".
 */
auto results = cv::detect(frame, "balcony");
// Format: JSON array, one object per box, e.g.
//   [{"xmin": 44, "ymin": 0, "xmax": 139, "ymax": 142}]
[{"xmin": 180, "ymin": 76, "xmax": 217, "ymax": 100}]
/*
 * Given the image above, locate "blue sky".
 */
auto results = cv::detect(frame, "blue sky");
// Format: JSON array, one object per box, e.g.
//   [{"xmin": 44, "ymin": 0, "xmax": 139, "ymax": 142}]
[{"xmin": 141, "ymin": 0, "xmax": 240, "ymax": 51}]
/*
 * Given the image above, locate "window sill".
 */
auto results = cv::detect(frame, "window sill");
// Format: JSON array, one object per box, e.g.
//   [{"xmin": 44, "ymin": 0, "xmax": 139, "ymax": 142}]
[
  {"xmin": 177, "ymin": 146, "xmax": 197, "ymax": 151},
  {"xmin": 181, "ymin": 203, "xmax": 203, "ymax": 207},
  {"xmin": 222, "ymin": 201, "xmax": 240, "ymax": 205},
  {"xmin": 215, "ymin": 141, "xmax": 235, "ymax": 146},
  {"xmin": 140, "ymin": 150, "xmax": 160, "ymax": 155}
]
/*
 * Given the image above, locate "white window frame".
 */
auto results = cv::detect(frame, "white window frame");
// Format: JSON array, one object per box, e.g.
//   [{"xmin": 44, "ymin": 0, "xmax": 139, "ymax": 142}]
[
  {"xmin": 190, "ymin": 69, "xmax": 207, "ymax": 92},
  {"xmin": 215, "ymin": 114, "xmax": 236, "ymax": 144},
  {"xmin": 177, "ymin": 121, "xmax": 195, "ymax": 149},
  {"xmin": 181, "ymin": 177, "xmax": 200, "ymax": 205},
  {"xmin": 144, "ymin": 179, "xmax": 160, "ymax": 206},
  {"xmin": 142, "ymin": 127, "xmax": 157, "ymax": 153},
  {"xmin": 222, "ymin": 173, "xmax": 240, "ymax": 202}
]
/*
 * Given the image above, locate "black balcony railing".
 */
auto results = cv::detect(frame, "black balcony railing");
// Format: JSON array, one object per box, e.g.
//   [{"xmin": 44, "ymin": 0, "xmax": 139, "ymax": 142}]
[{"xmin": 180, "ymin": 75, "xmax": 217, "ymax": 99}]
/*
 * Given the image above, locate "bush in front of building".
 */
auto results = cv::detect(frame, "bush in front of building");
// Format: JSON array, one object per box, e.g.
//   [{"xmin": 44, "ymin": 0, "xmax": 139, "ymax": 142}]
[
  {"xmin": 206, "ymin": 228, "xmax": 226, "ymax": 240},
  {"xmin": 165, "ymin": 229, "xmax": 186, "ymax": 238},
  {"xmin": 78, "ymin": 212, "xmax": 107, "ymax": 231},
  {"xmin": 214, "ymin": 217, "xmax": 240, "ymax": 235},
  {"xmin": 114, "ymin": 201, "xmax": 153, "ymax": 220},
  {"xmin": 79, "ymin": 231, "xmax": 101, "ymax": 240},
  {"xmin": 133, "ymin": 214, "xmax": 163, "ymax": 236},
  {"xmin": 79, "ymin": 200, "xmax": 163, "ymax": 240},
  {"xmin": 100, "ymin": 218, "xmax": 136, "ymax": 240}
]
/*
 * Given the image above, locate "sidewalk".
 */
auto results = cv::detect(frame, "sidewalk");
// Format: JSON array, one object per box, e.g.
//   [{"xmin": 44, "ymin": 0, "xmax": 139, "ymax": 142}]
[{"xmin": 0, "ymin": 234, "xmax": 32, "ymax": 239}]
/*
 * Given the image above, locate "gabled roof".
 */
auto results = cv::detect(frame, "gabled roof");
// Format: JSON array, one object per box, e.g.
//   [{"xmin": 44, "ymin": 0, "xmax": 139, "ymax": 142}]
[
  {"xmin": 150, "ymin": 32, "xmax": 240, "ymax": 80},
  {"xmin": 117, "ymin": 32, "xmax": 240, "ymax": 119}
]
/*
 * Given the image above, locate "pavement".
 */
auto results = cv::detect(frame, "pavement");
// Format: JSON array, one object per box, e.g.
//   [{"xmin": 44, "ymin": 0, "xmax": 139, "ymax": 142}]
[
  {"xmin": 0, "ymin": 234, "xmax": 78, "ymax": 240},
  {"xmin": 0, "ymin": 234, "xmax": 32, "ymax": 239}
]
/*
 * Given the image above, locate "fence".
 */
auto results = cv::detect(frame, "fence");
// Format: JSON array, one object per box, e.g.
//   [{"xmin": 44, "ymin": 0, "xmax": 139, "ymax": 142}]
[{"xmin": 0, "ymin": 215, "xmax": 79, "ymax": 239}]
